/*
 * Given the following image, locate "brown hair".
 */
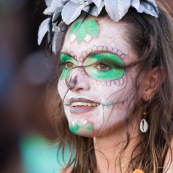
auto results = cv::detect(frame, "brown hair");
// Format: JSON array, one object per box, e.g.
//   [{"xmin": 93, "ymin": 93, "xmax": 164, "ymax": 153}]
[
  {"xmin": 120, "ymin": 3, "xmax": 173, "ymax": 173},
  {"xmin": 46, "ymin": 1, "xmax": 173, "ymax": 173}
]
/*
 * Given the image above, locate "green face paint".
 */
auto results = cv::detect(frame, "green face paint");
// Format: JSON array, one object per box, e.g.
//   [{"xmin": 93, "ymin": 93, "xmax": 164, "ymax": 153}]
[
  {"xmin": 69, "ymin": 19, "xmax": 100, "ymax": 43},
  {"xmin": 60, "ymin": 54, "xmax": 77, "ymax": 80},
  {"xmin": 86, "ymin": 124, "xmax": 93, "ymax": 131},
  {"xmin": 83, "ymin": 53, "xmax": 125, "ymax": 81},
  {"xmin": 70, "ymin": 123, "xmax": 82, "ymax": 134},
  {"xmin": 70, "ymin": 122, "xmax": 93, "ymax": 134}
]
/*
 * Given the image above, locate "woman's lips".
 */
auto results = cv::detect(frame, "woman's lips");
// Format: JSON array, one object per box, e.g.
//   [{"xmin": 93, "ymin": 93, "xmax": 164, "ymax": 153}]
[
  {"xmin": 65, "ymin": 98, "xmax": 100, "ymax": 114},
  {"xmin": 70, "ymin": 106, "xmax": 98, "ymax": 113}
]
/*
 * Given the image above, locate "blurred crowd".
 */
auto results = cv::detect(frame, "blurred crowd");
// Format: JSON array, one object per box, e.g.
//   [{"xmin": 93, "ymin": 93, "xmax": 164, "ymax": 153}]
[
  {"xmin": 0, "ymin": 0, "xmax": 60, "ymax": 173},
  {"xmin": 0, "ymin": 0, "xmax": 172, "ymax": 173}
]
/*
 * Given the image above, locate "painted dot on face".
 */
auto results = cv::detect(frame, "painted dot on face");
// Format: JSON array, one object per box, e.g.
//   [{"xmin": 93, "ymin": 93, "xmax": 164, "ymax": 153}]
[{"xmin": 83, "ymin": 53, "xmax": 125, "ymax": 81}]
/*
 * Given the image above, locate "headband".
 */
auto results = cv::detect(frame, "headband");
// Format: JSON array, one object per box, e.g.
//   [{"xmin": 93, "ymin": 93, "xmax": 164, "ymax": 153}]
[{"xmin": 38, "ymin": 0, "xmax": 159, "ymax": 53}]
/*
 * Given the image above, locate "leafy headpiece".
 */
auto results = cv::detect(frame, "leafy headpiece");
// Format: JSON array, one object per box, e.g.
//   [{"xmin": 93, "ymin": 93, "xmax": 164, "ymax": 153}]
[{"xmin": 38, "ymin": 0, "xmax": 159, "ymax": 53}]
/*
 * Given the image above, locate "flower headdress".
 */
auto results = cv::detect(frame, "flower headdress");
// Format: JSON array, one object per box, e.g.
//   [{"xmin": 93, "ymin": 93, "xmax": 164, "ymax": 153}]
[{"xmin": 38, "ymin": 0, "xmax": 159, "ymax": 53}]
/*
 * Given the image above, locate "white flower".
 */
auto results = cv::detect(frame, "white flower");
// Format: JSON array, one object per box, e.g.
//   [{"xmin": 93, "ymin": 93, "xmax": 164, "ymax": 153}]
[
  {"xmin": 62, "ymin": 0, "xmax": 104, "ymax": 24},
  {"xmin": 43, "ymin": 0, "xmax": 158, "ymax": 24},
  {"xmin": 131, "ymin": 0, "xmax": 159, "ymax": 18},
  {"xmin": 38, "ymin": 0, "xmax": 159, "ymax": 51},
  {"xmin": 44, "ymin": 0, "xmax": 64, "ymax": 15},
  {"xmin": 38, "ymin": 18, "xmax": 50, "ymax": 45}
]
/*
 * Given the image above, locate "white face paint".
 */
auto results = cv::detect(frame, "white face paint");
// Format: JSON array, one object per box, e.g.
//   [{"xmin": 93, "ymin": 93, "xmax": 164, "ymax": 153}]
[{"xmin": 58, "ymin": 17, "xmax": 138, "ymax": 137}]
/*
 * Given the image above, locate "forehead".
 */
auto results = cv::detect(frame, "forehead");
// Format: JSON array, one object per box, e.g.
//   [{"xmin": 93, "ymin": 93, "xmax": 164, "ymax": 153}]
[{"xmin": 61, "ymin": 16, "xmax": 137, "ymax": 60}]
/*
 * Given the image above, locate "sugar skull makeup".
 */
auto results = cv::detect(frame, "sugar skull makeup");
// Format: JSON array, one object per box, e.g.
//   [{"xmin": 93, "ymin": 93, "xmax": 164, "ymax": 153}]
[
  {"xmin": 60, "ymin": 53, "xmax": 125, "ymax": 81},
  {"xmin": 58, "ymin": 17, "xmax": 138, "ymax": 137}
]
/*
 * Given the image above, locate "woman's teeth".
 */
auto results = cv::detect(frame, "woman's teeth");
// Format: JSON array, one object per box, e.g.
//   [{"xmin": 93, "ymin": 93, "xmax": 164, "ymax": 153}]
[{"xmin": 71, "ymin": 102, "xmax": 99, "ymax": 107}]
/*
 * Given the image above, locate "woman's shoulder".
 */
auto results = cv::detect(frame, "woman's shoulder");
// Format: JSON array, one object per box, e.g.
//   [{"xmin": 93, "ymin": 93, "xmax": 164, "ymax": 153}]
[
  {"xmin": 163, "ymin": 139, "xmax": 173, "ymax": 173},
  {"xmin": 60, "ymin": 167, "xmax": 72, "ymax": 173}
]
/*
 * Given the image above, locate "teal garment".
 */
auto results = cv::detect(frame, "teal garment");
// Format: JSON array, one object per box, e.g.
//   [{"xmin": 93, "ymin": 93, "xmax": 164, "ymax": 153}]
[{"xmin": 20, "ymin": 135, "xmax": 74, "ymax": 173}]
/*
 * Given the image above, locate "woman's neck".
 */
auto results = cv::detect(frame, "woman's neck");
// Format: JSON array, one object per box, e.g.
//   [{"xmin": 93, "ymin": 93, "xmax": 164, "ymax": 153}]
[{"xmin": 94, "ymin": 123, "xmax": 140, "ymax": 173}]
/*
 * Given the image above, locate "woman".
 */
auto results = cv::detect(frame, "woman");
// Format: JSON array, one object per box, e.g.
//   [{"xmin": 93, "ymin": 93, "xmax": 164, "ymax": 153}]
[{"xmin": 38, "ymin": 0, "xmax": 173, "ymax": 172}]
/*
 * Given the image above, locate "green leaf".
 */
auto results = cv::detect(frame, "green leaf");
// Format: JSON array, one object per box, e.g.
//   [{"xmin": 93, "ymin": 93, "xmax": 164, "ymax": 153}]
[
  {"xmin": 76, "ymin": 23, "xmax": 87, "ymax": 42},
  {"xmin": 69, "ymin": 19, "xmax": 82, "ymax": 35},
  {"xmin": 85, "ymin": 19, "xmax": 99, "ymax": 37}
]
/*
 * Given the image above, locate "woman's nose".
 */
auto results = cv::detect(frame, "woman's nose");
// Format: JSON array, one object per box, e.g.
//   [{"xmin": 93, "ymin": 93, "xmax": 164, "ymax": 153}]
[{"xmin": 66, "ymin": 69, "xmax": 90, "ymax": 92}]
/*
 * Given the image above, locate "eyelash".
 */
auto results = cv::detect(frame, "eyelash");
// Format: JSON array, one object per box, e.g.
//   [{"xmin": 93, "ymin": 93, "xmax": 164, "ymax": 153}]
[
  {"xmin": 61, "ymin": 61, "xmax": 112, "ymax": 71},
  {"xmin": 94, "ymin": 62, "xmax": 111, "ymax": 71},
  {"xmin": 62, "ymin": 61, "xmax": 76, "ymax": 69}
]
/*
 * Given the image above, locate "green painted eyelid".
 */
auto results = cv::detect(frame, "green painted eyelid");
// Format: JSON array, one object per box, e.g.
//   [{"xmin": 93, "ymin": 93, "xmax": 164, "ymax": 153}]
[
  {"xmin": 60, "ymin": 54, "xmax": 76, "ymax": 63},
  {"xmin": 83, "ymin": 53, "xmax": 125, "ymax": 81},
  {"xmin": 87, "ymin": 53, "xmax": 124, "ymax": 65}
]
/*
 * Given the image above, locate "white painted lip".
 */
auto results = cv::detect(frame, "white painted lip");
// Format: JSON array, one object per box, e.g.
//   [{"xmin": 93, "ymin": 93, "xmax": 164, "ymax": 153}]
[{"xmin": 70, "ymin": 105, "xmax": 99, "ymax": 114}]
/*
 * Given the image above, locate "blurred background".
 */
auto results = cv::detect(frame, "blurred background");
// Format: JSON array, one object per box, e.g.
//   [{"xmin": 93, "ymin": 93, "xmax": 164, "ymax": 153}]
[
  {"xmin": 0, "ymin": 0, "xmax": 62, "ymax": 173},
  {"xmin": 0, "ymin": 0, "xmax": 172, "ymax": 173}
]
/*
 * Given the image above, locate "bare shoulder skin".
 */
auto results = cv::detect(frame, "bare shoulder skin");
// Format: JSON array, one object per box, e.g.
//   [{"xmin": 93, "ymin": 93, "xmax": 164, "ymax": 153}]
[{"xmin": 163, "ymin": 139, "xmax": 173, "ymax": 173}]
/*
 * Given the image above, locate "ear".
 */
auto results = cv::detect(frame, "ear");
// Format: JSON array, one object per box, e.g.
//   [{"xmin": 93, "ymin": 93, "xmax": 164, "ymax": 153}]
[{"xmin": 141, "ymin": 67, "xmax": 164, "ymax": 101}]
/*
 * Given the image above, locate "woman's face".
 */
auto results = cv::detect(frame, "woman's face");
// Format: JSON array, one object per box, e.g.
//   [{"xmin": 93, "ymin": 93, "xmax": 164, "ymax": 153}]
[{"xmin": 58, "ymin": 16, "xmax": 138, "ymax": 137}]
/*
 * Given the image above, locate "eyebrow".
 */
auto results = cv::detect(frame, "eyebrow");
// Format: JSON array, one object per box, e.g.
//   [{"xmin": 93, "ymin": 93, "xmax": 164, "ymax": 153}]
[
  {"xmin": 84, "ymin": 50, "xmax": 127, "ymax": 61},
  {"xmin": 87, "ymin": 51, "xmax": 115, "ymax": 57},
  {"xmin": 61, "ymin": 46, "xmax": 127, "ymax": 60},
  {"xmin": 60, "ymin": 51, "xmax": 77, "ymax": 60},
  {"xmin": 61, "ymin": 51, "xmax": 72, "ymax": 57}
]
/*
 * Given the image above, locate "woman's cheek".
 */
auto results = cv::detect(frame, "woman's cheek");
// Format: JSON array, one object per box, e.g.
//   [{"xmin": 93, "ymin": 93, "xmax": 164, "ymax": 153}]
[{"xmin": 58, "ymin": 79, "xmax": 68, "ymax": 99}]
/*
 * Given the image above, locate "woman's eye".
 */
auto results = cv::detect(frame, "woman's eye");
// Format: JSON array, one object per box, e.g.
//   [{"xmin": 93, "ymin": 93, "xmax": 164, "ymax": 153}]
[
  {"xmin": 95, "ymin": 63, "xmax": 111, "ymax": 71},
  {"xmin": 65, "ymin": 61, "xmax": 75, "ymax": 69}
]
